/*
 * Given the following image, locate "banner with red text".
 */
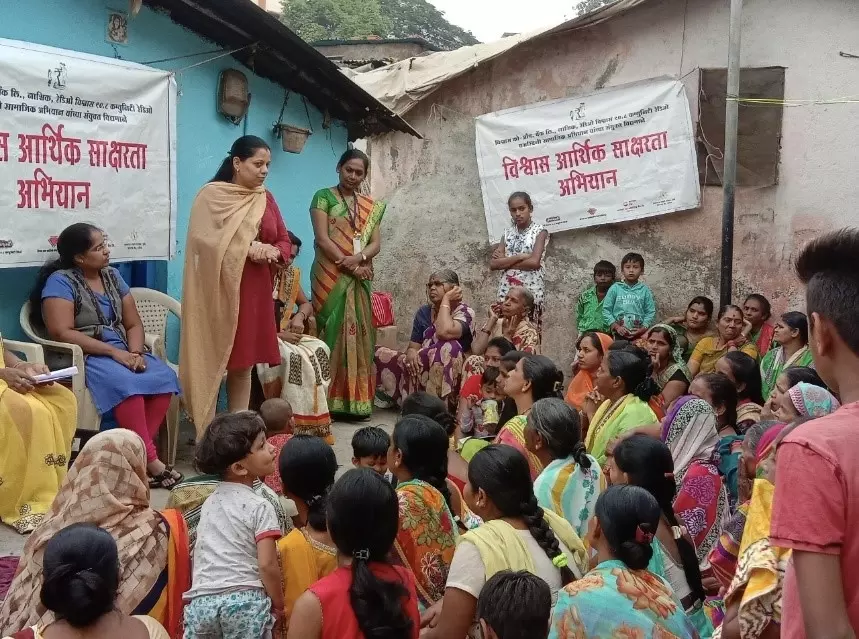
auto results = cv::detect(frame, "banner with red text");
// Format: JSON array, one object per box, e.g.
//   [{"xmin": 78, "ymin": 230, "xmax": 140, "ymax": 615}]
[
  {"xmin": 475, "ymin": 78, "xmax": 699, "ymax": 240},
  {"xmin": 0, "ymin": 38, "xmax": 177, "ymax": 267}
]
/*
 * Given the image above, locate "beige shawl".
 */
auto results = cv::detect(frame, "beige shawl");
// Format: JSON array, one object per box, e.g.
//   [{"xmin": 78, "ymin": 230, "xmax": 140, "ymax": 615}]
[
  {"xmin": 179, "ymin": 182, "xmax": 267, "ymax": 433},
  {"xmin": 0, "ymin": 430, "xmax": 168, "ymax": 635}
]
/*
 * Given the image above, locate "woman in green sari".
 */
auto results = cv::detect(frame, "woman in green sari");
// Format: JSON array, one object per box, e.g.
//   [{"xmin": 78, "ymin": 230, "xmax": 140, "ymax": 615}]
[
  {"xmin": 759, "ymin": 311, "xmax": 814, "ymax": 401},
  {"xmin": 310, "ymin": 149, "xmax": 385, "ymax": 420}
]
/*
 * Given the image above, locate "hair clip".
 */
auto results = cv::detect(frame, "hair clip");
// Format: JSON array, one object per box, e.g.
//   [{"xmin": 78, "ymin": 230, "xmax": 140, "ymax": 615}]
[
  {"xmin": 635, "ymin": 525, "xmax": 654, "ymax": 544},
  {"xmin": 664, "ymin": 472, "xmax": 675, "ymax": 479},
  {"xmin": 353, "ymin": 549, "xmax": 370, "ymax": 561},
  {"xmin": 553, "ymin": 381, "xmax": 563, "ymax": 392},
  {"xmin": 671, "ymin": 525, "xmax": 688, "ymax": 540},
  {"xmin": 552, "ymin": 554, "xmax": 568, "ymax": 569},
  {"xmin": 306, "ymin": 494, "xmax": 322, "ymax": 507}
]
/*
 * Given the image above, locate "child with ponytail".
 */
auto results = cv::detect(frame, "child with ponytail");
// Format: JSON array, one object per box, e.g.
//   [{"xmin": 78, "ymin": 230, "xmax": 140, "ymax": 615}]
[
  {"xmin": 287, "ymin": 468, "xmax": 419, "ymax": 639},
  {"xmin": 525, "ymin": 397, "xmax": 605, "ymax": 538},
  {"xmin": 549, "ymin": 486, "xmax": 698, "ymax": 639},
  {"xmin": 421, "ymin": 445, "xmax": 588, "ymax": 639},
  {"xmin": 608, "ymin": 434, "xmax": 715, "ymax": 637},
  {"xmin": 277, "ymin": 436, "xmax": 339, "ymax": 624}
]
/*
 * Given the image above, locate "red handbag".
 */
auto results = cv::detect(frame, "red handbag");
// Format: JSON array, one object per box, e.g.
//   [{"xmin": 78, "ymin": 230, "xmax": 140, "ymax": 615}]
[{"xmin": 371, "ymin": 291, "xmax": 395, "ymax": 328}]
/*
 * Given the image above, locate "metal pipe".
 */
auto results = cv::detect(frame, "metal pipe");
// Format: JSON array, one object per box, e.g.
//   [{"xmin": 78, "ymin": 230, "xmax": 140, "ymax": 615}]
[{"xmin": 720, "ymin": 0, "xmax": 743, "ymax": 307}]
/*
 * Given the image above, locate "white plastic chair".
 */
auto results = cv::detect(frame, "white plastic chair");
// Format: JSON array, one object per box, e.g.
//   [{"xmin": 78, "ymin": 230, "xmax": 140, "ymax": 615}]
[
  {"xmin": 130, "ymin": 287, "xmax": 182, "ymax": 467},
  {"xmin": 20, "ymin": 302, "xmax": 101, "ymax": 432},
  {"xmin": 3, "ymin": 338, "xmax": 46, "ymax": 366}
]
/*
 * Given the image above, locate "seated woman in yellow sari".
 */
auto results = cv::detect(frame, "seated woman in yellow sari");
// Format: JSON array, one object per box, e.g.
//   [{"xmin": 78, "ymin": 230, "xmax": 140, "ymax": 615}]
[
  {"xmin": 375, "ymin": 270, "xmax": 475, "ymax": 412},
  {"xmin": 256, "ymin": 232, "xmax": 333, "ymax": 439},
  {"xmin": 276, "ymin": 435, "xmax": 339, "ymax": 625},
  {"xmin": 497, "ymin": 355, "xmax": 567, "ymax": 480},
  {"xmin": 0, "ymin": 338, "xmax": 76, "ymax": 534},
  {"xmin": 0, "ymin": 431, "xmax": 190, "ymax": 639},
  {"xmin": 388, "ymin": 415, "xmax": 459, "ymax": 610},
  {"xmin": 583, "ymin": 348, "xmax": 659, "ymax": 467},
  {"xmin": 689, "ymin": 305, "xmax": 759, "ymax": 377},
  {"xmin": 310, "ymin": 149, "xmax": 385, "ymax": 420},
  {"xmin": 466, "ymin": 286, "xmax": 540, "ymax": 377}
]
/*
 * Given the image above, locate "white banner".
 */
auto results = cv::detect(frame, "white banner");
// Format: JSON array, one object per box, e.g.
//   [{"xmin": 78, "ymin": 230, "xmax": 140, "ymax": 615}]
[
  {"xmin": 0, "ymin": 38, "xmax": 177, "ymax": 267},
  {"xmin": 475, "ymin": 78, "xmax": 700, "ymax": 241}
]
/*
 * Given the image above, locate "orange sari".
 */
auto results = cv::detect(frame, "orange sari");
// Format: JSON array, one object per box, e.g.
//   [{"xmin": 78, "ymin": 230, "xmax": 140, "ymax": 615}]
[{"xmin": 565, "ymin": 333, "xmax": 613, "ymax": 410}]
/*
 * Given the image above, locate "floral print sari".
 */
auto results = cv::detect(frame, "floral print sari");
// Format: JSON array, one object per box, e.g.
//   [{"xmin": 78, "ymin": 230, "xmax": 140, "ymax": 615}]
[
  {"xmin": 390, "ymin": 479, "xmax": 459, "ymax": 610},
  {"xmin": 549, "ymin": 560, "xmax": 699, "ymax": 639}
]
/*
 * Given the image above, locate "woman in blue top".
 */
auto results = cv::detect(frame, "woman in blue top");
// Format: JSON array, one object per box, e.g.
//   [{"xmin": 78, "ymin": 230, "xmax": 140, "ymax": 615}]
[{"xmin": 29, "ymin": 223, "xmax": 181, "ymax": 488}]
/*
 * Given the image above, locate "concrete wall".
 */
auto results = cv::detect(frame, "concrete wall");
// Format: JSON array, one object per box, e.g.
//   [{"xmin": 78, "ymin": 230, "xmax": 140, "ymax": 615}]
[
  {"xmin": 368, "ymin": 0, "xmax": 858, "ymax": 372},
  {"xmin": 0, "ymin": 0, "xmax": 348, "ymax": 340}
]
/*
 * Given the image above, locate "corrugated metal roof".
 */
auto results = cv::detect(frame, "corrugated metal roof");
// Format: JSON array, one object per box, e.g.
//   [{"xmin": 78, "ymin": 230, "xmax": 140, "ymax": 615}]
[
  {"xmin": 143, "ymin": 0, "xmax": 421, "ymax": 138},
  {"xmin": 349, "ymin": 0, "xmax": 651, "ymax": 116}
]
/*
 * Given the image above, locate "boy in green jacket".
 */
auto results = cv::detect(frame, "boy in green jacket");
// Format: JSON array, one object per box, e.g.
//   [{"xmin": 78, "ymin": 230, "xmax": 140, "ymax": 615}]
[{"xmin": 576, "ymin": 260, "xmax": 616, "ymax": 334}]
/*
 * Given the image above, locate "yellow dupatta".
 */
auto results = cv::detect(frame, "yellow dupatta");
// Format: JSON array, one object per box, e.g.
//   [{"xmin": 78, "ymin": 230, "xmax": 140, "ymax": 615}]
[
  {"xmin": 585, "ymin": 394, "xmax": 657, "ymax": 466},
  {"xmin": 460, "ymin": 509, "xmax": 588, "ymax": 580}
]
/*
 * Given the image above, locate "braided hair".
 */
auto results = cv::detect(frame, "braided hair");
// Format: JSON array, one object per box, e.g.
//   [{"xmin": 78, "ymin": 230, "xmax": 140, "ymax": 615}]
[
  {"xmin": 469, "ymin": 445, "xmax": 576, "ymax": 586},
  {"xmin": 328, "ymin": 469, "xmax": 412, "ymax": 639},
  {"xmin": 612, "ymin": 434, "xmax": 705, "ymax": 603},
  {"xmin": 392, "ymin": 415, "xmax": 452, "ymax": 510},
  {"xmin": 527, "ymin": 398, "xmax": 591, "ymax": 470}
]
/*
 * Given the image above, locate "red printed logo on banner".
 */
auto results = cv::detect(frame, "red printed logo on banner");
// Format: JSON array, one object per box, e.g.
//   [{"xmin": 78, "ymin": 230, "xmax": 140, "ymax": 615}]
[
  {"xmin": 48, "ymin": 236, "xmax": 59, "ymax": 247},
  {"xmin": 588, "ymin": 208, "xmax": 597, "ymax": 216}
]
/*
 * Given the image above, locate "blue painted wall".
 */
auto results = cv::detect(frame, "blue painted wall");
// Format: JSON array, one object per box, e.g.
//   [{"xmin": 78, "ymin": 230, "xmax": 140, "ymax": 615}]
[{"xmin": 0, "ymin": 0, "xmax": 348, "ymax": 340}]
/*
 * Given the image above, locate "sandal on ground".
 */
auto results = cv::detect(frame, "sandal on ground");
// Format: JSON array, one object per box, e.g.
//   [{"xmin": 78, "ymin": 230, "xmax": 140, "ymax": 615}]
[{"xmin": 149, "ymin": 466, "xmax": 184, "ymax": 489}]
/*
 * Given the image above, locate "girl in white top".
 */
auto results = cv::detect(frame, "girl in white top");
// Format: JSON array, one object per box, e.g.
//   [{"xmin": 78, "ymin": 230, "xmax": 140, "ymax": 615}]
[
  {"xmin": 490, "ymin": 192, "xmax": 549, "ymax": 332},
  {"xmin": 7, "ymin": 523, "xmax": 169, "ymax": 639}
]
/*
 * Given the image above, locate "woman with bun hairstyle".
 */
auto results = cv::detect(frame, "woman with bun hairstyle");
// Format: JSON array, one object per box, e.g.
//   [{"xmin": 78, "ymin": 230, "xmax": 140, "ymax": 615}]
[
  {"xmin": 548, "ymin": 486, "xmax": 698, "ymax": 639},
  {"xmin": 421, "ymin": 445, "xmax": 587, "ymax": 639},
  {"xmin": 0, "ymin": 431, "xmax": 190, "ymax": 639},
  {"xmin": 498, "ymin": 355, "xmax": 565, "ymax": 480},
  {"xmin": 4, "ymin": 523, "xmax": 169, "ymax": 638},
  {"xmin": 609, "ymin": 434, "xmax": 714, "ymax": 637},
  {"xmin": 277, "ymin": 436, "xmax": 339, "ymax": 624},
  {"xmin": 525, "ymin": 398, "xmax": 604, "ymax": 538},
  {"xmin": 583, "ymin": 349, "xmax": 659, "ymax": 467},
  {"xmin": 388, "ymin": 415, "xmax": 459, "ymax": 610},
  {"xmin": 287, "ymin": 468, "xmax": 419, "ymax": 639}
]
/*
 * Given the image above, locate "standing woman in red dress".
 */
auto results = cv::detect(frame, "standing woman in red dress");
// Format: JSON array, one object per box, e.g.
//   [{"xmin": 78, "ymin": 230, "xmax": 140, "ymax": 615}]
[{"xmin": 180, "ymin": 135, "xmax": 292, "ymax": 437}]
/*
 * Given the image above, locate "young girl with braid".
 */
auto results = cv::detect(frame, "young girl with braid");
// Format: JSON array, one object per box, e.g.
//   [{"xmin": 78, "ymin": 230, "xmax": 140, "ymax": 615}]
[
  {"xmin": 387, "ymin": 415, "xmax": 460, "ymax": 610},
  {"xmin": 608, "ymin": 434, "xmax": 715, "ymax": 637},
  {"xmin": 420, "ymin": 444, "xmax": 588, "ymax": 639}
]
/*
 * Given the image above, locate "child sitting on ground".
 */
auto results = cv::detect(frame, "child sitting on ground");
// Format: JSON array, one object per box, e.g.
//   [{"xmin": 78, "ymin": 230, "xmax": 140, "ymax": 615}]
[
  {"xmin": 576, "ymin": 260, "xmax": 616, "ymax": 335},
  {"xmin": 351, "ymin": 425, "xmax": 393, "ymax": 483},
  {"xmin": 261, "ymin": 398, "xmax": 294, "ymax": 495},
  {"xmin": 602, "ymin": 252, "xmax": 656, "ymax": 341},
  {"xmin": 184, "ymin": 412, "xmax": 285, "ymax": 639},
  {"xmin": 477, "ymin": 570, "xmax": 552, "ymax": 639}
]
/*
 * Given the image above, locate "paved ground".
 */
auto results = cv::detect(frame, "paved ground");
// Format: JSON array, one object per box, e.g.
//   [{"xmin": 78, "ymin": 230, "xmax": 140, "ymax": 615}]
[{"xmin": 0, "ymin": 409, "xmax": 399, "ymax": 559}]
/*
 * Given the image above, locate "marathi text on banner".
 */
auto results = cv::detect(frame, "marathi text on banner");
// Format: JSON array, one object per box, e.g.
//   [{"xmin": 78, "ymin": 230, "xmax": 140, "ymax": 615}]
[
  {"xmin": 0, "ymin": 38, "xmax": 176, "ymax": 267},
  {"xmin": 475, "ymin": 78, "xmax": 700, "ymax": 241}
]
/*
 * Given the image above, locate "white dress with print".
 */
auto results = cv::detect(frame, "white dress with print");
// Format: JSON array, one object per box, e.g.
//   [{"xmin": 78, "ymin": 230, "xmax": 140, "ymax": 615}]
[{"xmin": 496, "ymin": 222, "xmax": 548, "ymax": 306}]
